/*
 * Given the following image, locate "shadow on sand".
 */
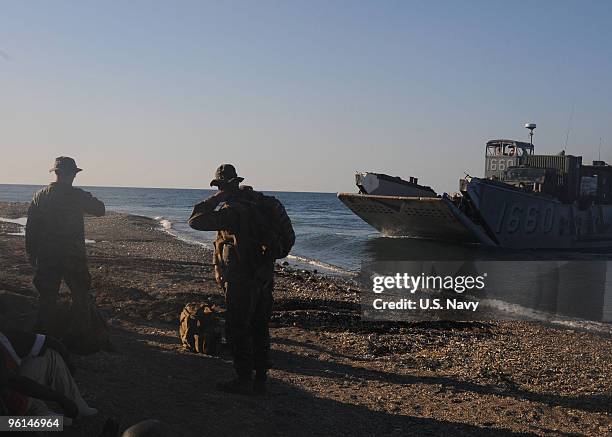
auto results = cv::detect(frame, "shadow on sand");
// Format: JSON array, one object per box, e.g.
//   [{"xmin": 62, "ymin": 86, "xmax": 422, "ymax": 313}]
[
  {"xmin": 62, "ymin": 325, "xmax": 546, "ymax": 437},
  {"xmin": 271, "ymin": 338, "xmax": 611, "ymax": 416}
]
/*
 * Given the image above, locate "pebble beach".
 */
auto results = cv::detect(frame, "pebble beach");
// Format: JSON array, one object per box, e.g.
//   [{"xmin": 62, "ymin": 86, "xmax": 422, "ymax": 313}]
[{"xmin": 0, "ymin": 201, "xmax": 610, "ymax": 436}]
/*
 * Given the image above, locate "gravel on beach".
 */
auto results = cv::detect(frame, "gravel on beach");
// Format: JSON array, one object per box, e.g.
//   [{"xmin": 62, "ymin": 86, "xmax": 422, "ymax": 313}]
[{"xmin": 0, "ymin": 201, "xmax": 610, "ymax": 436}]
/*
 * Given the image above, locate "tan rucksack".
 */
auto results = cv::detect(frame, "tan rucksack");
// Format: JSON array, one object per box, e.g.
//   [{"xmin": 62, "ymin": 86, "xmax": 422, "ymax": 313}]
[
  {"xmin": 179, "ymin": 303, "xmax": 222, "ymax": 355},
  {"xmin": 212, "ymin": 188, "xmax": 295, "ymax": 287},
  {"xmin": 232, "ymin": 188, "xmax": 295, "ymax": 260}
]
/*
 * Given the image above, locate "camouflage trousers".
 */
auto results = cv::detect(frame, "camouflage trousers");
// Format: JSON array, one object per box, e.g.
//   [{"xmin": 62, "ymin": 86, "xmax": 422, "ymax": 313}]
[
  {"xmin": 224, "ymin": 276, "xmax": 273, "ymax": 380},
  {"xmin": 33, "ymin": 256, "xmax": 92, "ymax": 340}
]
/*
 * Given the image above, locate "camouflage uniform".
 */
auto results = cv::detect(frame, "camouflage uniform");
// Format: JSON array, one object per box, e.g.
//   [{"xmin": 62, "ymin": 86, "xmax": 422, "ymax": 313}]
[
  {"xmin": 188, "ymin": 189, "xmax": 274, "ymax": 382},
  {"xmin": 26, "ymin": 181, "xmax": 105, "ymax": 337}
]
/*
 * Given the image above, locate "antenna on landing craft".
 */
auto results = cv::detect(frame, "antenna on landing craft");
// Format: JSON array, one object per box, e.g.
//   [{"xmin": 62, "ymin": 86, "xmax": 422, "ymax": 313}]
[
  {"xmin": 525, "ymin": 123, "xmax": 536, "ymax": 146},
  {"xmin": 599, "ymin": 137, "xmax": 602, "ymax": 161}
]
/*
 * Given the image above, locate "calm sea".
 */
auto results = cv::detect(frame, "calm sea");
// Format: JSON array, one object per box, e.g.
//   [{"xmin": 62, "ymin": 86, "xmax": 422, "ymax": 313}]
[
  {"xmin": 4, "ymin": 183, "xmax": 612, "ymax": 271},
  {"xmin": 0, "ymin": 184, "xmax": 376, "ymax": 272},
  {"xmin": 2, "ymin": 183, "xmax": 611, "ymax": 324}
]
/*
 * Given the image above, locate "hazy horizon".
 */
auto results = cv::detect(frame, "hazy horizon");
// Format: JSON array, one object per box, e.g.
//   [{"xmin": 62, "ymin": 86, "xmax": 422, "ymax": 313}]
[{"xmin": 2, "ymin": 1, "xmax": 612, "ymax": 193}]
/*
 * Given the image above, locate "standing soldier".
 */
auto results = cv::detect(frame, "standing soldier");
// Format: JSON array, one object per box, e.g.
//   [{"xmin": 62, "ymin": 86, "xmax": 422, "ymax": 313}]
[
  {"xmin": 26, "ymin": 157, "xmax": 106, "ymax": 350},
  {"xmin": 188, "ymin": 164, "xmax": 294, "ymax": 395}
]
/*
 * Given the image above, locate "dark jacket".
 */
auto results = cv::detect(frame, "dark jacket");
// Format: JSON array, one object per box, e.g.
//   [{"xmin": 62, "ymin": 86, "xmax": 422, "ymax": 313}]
[
  {"xmin": 188, "ymin": 195, "xmax": 240, "ymax": 233},
  {"xmin": 26, "ymin": 183, "xmax": 105, "ymax": 261},
  {"xmin": 188, "ymin": 188, "xmax": 275, "ymax": 284}
]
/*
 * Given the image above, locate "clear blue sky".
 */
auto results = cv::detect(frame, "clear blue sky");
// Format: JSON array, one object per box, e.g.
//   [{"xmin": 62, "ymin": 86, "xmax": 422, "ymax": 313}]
[{"xmin": 1, "ymin": 0, "xmax": 611, "ymax": 193}]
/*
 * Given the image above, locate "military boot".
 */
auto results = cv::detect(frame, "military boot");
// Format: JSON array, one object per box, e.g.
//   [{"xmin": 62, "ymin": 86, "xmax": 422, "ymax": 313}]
[
  {"xmin": 253, "ymin": 371, "xmax": 268, "ymax": 395},
  {"xmin": 216, "ymin": 377, "xmax": 254, "ymax": 395}
]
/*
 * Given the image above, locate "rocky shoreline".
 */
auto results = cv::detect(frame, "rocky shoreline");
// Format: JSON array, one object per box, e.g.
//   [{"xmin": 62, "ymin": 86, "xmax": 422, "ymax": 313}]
[{"xmin": 0, "ymin": 201, "xmax": 610, "ymax": 436}]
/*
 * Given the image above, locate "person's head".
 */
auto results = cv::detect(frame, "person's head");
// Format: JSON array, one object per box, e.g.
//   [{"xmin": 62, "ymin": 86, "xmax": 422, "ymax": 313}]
[
  {"xmin": 210, "ymin": 164, "xmax": 243, "ymax": 193},
  {"xmin": 50, "ymin": 157, "xmax": 82, "ymax": 186}
]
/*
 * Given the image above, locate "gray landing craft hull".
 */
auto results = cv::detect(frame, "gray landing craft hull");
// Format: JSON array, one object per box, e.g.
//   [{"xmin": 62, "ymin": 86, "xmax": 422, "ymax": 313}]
[
  {"xmin": 337, "ymin": 193, "xmax": 485, "ymax": 244},
  {"xmin": 467, "ymin": 178, "xmax": 612, "ymax": 250},
  {"xmin": 339, "ymin": 179, "xmax": 612, "ymax": 249}
]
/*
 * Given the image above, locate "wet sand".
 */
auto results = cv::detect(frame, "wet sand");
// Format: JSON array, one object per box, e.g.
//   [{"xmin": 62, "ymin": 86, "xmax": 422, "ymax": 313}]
[{"xmin": 0, "ymin": 201, "xmax": 610, "ymax": 436}]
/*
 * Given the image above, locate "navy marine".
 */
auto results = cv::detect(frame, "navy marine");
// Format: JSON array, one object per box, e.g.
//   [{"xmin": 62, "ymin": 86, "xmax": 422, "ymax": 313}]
[
  {"xmin": 188, "ymin": 164, "xmax": 294, "ymax": 395},
  {"xmin": 26, "ymin": 157, "xmax": 105, "ymax": 347}
]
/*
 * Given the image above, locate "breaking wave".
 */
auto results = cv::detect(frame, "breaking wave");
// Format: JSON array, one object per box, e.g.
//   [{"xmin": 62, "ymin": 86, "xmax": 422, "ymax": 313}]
[
  {"xmin": 154, "ymin": 216, "xmax": 173, "ymax": 231},
  {"xmin": 154, "ymin": 216, "xmax": 212, "ymax": 249}
]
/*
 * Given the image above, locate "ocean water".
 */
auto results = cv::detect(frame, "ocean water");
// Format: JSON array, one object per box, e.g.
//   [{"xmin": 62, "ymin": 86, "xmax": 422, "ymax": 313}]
[
  {"xmin": 4, "ymin": 183, "xmax": 612, "ymax": 272},
  {"xmin": 0, "ymin": 184, "xmax": 374, "ymax": 272},
  {"xmin": 2, "ymin": 183, "xmax": 612, "ymax": 325}
]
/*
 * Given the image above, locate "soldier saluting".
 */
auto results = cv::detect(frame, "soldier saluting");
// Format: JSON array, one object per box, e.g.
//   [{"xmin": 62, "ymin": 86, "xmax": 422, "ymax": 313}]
[
  {"xmin": 26, "ymin": 157, "xmax": 105, "ymax": 349},
  {"xmin": 188, "ymin": 164, "xmax": 294, "ymax": 395}
]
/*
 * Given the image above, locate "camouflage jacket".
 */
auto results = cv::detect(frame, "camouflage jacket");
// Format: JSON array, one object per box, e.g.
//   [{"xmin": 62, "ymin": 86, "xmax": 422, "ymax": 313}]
[
  {"xmin": 188, "ymin": 194, "xmax": 240, "ymax": 234},
  {"xmin": 26, "ymin": 183, "xmax": 105, "ymax": 260},
  {"xmin": 188, "ymin": 189, "xmax": 274, "ymax": 283}
]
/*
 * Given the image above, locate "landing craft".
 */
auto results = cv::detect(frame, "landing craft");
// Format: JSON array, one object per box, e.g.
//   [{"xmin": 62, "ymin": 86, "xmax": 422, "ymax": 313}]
[{"xmin": 338, "ymin": 124, "xmax": 612, "ymax": 250}]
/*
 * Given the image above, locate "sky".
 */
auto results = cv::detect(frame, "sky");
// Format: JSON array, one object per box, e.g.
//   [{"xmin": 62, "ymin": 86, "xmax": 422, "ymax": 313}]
[{"xmin": 1, "ymin": 0, "xmax": 612, "ymax": 193}]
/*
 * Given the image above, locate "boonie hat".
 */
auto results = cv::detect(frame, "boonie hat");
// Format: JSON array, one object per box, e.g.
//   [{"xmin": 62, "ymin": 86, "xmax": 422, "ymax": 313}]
[
  {"xmin": 50, "ymin": 156, "xmax": 82, "ymax": 173},
  {"xmin": 210, "ymin": 164, "xmax": 244, "ymax": 187}
]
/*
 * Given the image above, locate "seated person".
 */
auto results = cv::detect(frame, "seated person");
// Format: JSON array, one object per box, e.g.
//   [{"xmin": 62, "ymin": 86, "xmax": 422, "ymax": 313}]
[{"xmin": 0, "ymin": 329, "xmax": 97, "ymax": 420}]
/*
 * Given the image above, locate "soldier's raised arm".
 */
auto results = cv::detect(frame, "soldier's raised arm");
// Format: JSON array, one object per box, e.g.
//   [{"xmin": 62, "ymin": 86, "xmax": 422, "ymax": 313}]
[
  {"xmin": 188, "ymin": 191, "xmax": 239, "ymax": 231},
  {"xmin": 76, "ymin": 189, "xmax": 105, "ymax": 217}
]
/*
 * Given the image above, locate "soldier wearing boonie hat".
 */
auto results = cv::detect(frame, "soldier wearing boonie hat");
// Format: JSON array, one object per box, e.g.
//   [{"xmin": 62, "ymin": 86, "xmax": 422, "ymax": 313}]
[
  {"xmin": 49, "ymin": 156, "xmax": 82, "ymax": 174},
  {"xmin": 26, "ymin": 157, "xmax": 106, "ymax": 352},
  {"xmin": 189, "ymin": 164, "xmax": 295, "ymax": 395},
  {"xmin": 209, "ymin": 163, "xmax": 244, "ymax": 188}
]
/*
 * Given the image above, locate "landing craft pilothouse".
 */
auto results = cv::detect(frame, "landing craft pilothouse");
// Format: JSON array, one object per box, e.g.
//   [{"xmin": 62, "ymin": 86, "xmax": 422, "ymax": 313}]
[{"xmin": 339, "ymin": 123, "xmax": 612, "ymax": 250}]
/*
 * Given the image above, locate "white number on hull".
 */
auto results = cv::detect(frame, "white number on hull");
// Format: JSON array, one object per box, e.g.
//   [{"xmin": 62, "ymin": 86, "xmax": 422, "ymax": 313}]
[
  {"xmin": 487, "ymin": 159, "xmax": 515, "ymax": 172},
  {"xmin": 495, "ymin": 203, "xmax": 555, "ymax": 234}
]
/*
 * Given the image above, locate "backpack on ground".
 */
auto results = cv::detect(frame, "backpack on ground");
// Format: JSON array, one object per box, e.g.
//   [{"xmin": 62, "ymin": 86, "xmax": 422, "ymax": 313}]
[{"xmin": 179, "ymin": 303, "xmax": 222, "ymax": 355}]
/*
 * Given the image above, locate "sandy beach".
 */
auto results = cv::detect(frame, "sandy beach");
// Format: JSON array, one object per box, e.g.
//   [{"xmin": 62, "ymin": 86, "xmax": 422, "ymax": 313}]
[{"xmin": 0, "ymin": 201, "xmax": 610, "ymax": 436}]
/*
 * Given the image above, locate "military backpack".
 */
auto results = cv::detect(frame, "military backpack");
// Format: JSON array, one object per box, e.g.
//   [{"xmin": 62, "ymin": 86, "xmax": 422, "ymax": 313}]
[
  {"xmin": 179, "ymin": 303, "xmax": 223, "ymax": 355},
  {"xmin": 213, "ymin": 188, "xmax": 295, "ymax": 286},
  {"xmin": 252, "ymin": 193, "xmax": 296, "ymax": 260}
]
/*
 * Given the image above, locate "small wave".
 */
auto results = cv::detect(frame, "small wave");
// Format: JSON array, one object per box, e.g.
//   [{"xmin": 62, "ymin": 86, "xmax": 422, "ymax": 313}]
[
  {"xmin": 174, "ymin": 234, "xmax": 213, "ymax": 249},
  {"xmin": 154, "ymin": 216, "xmax": 173, "ymax": 231},
  {"xmin": 154, "ymin": 216, "xmax": 212, "ymax": 249},
  {"xmin": 0, "ymin": 217, "xmax": 28, "ymax": 226},
  {"xmin": 1, "ymin": 217, "xmax": 27, "ymax": 237},
  {"xmin": 286, "ymin": 254, "xmax": 355, "ymax": 276},
  {"xmin": 480, "ymin": 298, "xmax": 612, "ymax": 334},
  {"xmin": 480, "ymin": 298, "xmax": 556, "ymax": 321}
]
